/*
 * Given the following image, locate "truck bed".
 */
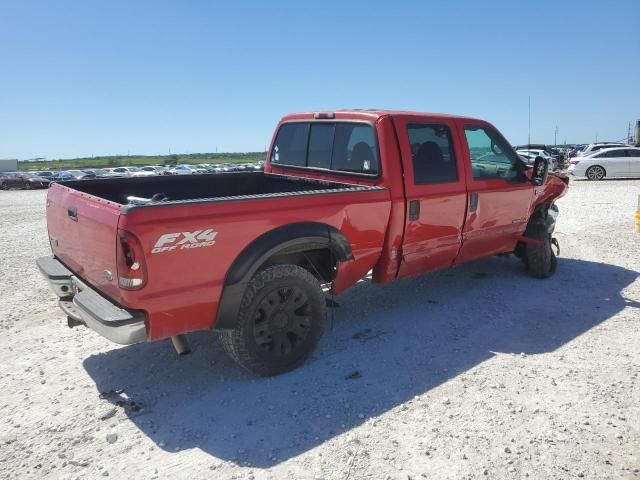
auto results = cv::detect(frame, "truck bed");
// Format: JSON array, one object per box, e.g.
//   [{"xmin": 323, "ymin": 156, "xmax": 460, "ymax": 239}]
[
  {"xmin": 46, "ymin": 171, "xmax": 391, "ymax": 340},
  {"xmin": 59, "ymin": 172, "xmax": 376, "ymax": 207}
]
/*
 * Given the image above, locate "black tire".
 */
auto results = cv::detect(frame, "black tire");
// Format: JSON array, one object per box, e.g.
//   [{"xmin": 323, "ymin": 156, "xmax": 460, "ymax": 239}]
[
  {"xmin": 218, "ymin": 264, "xmax": 325, "ymax": 376},
  {"xmin": 0, "ymin": 183, "xmax": 7, "ymax": 190},
  {"xmin": 586, "ymin": 165, "xmax": 606, "ymax": 180},
  {"xmin": 525, "ymin": 225, "xmax": 557, "ymax": 279}
]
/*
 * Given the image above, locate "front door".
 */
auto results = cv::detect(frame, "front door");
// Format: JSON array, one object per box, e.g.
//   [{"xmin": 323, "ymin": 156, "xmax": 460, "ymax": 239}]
[
  {"xmin": 397, "ymin": 117, "xmax": 468, "ymax": 277},
  {"xmin": 627, "ymin": 149, "xmax": 640, "ymax": 176},
  {"xmin": 455, "ymin": 121, "xmax": 534, "ymax": 264},
  {"xmin": 601, "ymin": 149, "xmax": 630, "ymax": 176}
]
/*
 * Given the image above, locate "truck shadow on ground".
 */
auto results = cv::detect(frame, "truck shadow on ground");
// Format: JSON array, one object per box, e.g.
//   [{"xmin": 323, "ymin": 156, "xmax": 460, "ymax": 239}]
[{"xmin": 83, "ymin": 256, "xmax": 638, "ymax": 468}]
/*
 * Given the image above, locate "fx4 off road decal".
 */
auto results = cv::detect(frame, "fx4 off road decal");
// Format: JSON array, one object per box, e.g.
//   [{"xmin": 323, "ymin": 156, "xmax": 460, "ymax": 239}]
[{"xmin": 152, "ymin": 229, "xmax": 218, "ymax": 253}]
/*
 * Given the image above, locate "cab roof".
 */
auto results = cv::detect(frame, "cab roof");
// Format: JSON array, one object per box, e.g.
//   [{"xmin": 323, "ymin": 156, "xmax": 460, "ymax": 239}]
[{"xmin": 281, "ymin": 109, "xmax": 482, "ymax": 123}]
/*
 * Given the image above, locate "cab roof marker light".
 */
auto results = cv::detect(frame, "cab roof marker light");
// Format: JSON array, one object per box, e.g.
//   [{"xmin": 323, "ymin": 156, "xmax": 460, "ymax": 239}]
[{"xmin": 314, "ymin": 112, "xmax": 335, "ymax": 119}]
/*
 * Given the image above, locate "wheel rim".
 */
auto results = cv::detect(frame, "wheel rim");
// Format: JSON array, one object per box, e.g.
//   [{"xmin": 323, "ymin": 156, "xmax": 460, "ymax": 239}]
[
  {"xmin": 253, "ymin": 286, "xmax": 312, "ymax": 357},
  {"xmin": 587, "ymin": 166, "xmax": 604, "ymax": 180}
]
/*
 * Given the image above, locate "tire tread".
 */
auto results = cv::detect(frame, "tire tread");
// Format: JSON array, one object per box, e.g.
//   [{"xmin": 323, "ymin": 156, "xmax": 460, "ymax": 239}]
[{"xmin": 218, "ymin": 264, "xmax": 324, "ymax": 376}]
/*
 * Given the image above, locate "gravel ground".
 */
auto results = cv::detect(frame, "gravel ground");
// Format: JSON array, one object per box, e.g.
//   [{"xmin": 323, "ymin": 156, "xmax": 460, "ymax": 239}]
[{"xmin": 0, "ymin": 179, "xmax": 639, "ymax": 480}]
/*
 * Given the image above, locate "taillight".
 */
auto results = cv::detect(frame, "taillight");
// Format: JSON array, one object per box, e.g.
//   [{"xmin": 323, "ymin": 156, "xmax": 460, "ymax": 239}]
[
  {"xmin": 116, "ymin": 229, "xmax": 147, "ymax": 290},
  {"xmin": 570, "ymin": 159, "xmax": 580, "ymax": 165}
]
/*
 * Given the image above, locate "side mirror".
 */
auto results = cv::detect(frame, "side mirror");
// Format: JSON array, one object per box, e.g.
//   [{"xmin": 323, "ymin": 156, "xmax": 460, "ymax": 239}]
[{"xmin": 532, "ymin": 157, "xmax": 549, "ymax": 185}]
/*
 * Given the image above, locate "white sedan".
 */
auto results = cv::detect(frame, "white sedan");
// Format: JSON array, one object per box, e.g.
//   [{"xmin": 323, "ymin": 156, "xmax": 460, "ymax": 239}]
[{"xmin": 568, "ymin": 147, "xmax": 640, "ymax": 180}]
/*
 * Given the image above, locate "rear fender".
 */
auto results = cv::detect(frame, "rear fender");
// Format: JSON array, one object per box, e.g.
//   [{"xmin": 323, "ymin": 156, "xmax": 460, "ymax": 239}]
[{"xmin": 214, "ymin": 222, "xmax": 352, "ymax": 329}]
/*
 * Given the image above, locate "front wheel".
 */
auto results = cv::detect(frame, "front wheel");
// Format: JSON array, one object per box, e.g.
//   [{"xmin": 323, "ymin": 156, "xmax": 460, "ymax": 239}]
[
  {"xmin": 586, "ymin": 165, "xmax": 606, "ymax": 180},
  {"xmin": 218, "ymin": 264, "xmax": 325, "ymax": 376},
  {"xmin": 525, "ymin": 226, "xmax": 557, "ymax": 279}
]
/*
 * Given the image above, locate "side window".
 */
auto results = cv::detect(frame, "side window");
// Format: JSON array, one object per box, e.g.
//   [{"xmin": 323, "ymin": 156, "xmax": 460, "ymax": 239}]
[
  {"xmin": 406, "ymin": 124, "xmax": 458, "ymax": 184},
  {"xmin": 271, "ymin": 123, "xmax": 310, "ymax": 167},
  {"xmin": 464, "ymin": 126, "xmax": 520, "ymax": 181},
  {"xmin": 627, "ymin": 149, "xmax": 640, "ymax": 158},
  {"xmin": 605, "ymin": 150, "xmax": 624, "ymax": 158}
]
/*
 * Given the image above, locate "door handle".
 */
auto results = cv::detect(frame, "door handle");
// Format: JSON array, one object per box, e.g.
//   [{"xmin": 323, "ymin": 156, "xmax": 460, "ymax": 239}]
[
  {"xmin": 469, "ymin": 192, "xmax": 479, "ymax": 212},
  {"xmin": 67, "ymin": 205, "xmax": 78, "ymax": 222},
  {"xmin": 409, "ymin": 200, "xmax": 420, "ymax": 221}
]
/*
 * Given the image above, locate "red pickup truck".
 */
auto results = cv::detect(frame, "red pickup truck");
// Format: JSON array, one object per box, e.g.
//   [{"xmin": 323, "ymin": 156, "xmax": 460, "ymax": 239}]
[{"xmin": 37, "ymin": 110, "xmax": 568, "ymax": 375}]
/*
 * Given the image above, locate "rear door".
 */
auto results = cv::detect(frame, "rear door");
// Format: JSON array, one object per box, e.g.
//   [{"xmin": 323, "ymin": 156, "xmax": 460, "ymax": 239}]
[
  {"xmin": 46, "ymin": 184, "xmax": 122, "ymax": 300},
  {"xmin": 396, "ymin": 116, "xmax": 468, "ymax": 277},
  {"xmin": 455, "ymin": 120, "xmax": 534, "ymax": 263}
]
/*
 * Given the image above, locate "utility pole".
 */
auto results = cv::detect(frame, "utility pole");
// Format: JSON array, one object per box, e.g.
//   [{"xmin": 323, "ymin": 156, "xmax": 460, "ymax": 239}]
[
  {"xmin": 628, "ymin": 121, "xmax": 632, "ymax": 144},
  {"xmin": 528, "ymin": 96, "xmax": 531, "ymax": 146},
  {"xmin": 554, "ymin": 125, "xmax": 559, "ymax": 146}
]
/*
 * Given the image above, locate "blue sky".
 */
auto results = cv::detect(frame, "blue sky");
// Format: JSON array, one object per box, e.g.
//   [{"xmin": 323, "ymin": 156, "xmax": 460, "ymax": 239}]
[{"xmin": 1, "ymin": 0, "xmax": 639, "ymax": 159}]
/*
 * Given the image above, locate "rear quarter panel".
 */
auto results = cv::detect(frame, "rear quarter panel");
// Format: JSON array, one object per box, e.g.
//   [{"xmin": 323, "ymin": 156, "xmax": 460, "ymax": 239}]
[{"xmin": 120, "ymin": 188, "xmax": 391, "ymax": 340}]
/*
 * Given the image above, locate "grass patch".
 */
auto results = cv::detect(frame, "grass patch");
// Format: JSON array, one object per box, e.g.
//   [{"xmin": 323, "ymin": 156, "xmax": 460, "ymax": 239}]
[{"xmin": 18, "ymin": 152, "xmax": 266, "ymax": 171}]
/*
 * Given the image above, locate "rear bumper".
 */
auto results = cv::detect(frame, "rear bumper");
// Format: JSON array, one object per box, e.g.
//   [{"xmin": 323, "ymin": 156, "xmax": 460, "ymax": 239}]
[{"xmin": 36, "ymin": 256, "xmax": 147, "ymax": 345}]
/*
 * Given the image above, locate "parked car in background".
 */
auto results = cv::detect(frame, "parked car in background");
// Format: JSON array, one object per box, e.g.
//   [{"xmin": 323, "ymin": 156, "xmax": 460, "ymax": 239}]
[
  {"xmin": 577, "ymin": 143, "xmax": 629, "ymax": 157},
  {"xmin": 83, "ymin": 168, "xmax": 118, "ymax": 178},
  {"xmin": 107, "ymin": 166, "xmax": 146, "ymax": 177},
  {"xmin": 568, "ymin": 145, "xmax": 586, "ymax": 158},
  {"xmin": 514, "ymin": 144, "xmax": 553, "ymax": 154},
  {"xmin": 0, "ymin": 172, "xmax": 50, "ymax": 189},
  {"xmin": 568, "ymin": 147, "xmax": 640, "ymax": 180},
  {"xmin": 516, "ymin": 149, "xmax": 558, "ymax": 170},
  {"xmin": 34, "ymin": 171, "xmax": 58, "ymax": 180},
  {"xmin": 0, "ymin": 172, "xmax": 29, "ymax": 190},
  {"xmin": 140, "ymin": 165, "xmax": 171, "ymax": 175},
  {"xmin": 220, "ymin": 163, "xmax": 241, "ymax": 172},
  {"xmin": 169, "ymin": 165, "xmax": 195, "ymax": 175},
  {"xmin": 57, "ymin": 170, "xmax": 96, "ymax": 180},
  {"xmin": 196, "ymin": 163, "xmax": 216, "ymax": 172},
  {"xmin": 74, "ymin": 169, "xmax": 98, "ymax": 179},
  {"xmin": 22, "ymin": 173, "xmax": 51, "ymax": 189}
]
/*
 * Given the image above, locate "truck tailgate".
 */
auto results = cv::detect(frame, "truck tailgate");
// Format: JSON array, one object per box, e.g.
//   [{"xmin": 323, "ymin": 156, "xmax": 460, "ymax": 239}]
[{"xmin": 46, "ymin": 183, "xmax": 122, "ymax": 301}]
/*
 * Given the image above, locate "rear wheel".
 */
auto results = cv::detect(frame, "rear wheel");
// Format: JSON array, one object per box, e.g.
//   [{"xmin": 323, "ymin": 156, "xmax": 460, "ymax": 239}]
[
  {"xmin": 218, "ymin": 264, "xmax": 325, "ymax": 376},
  {"xmin": 586, "ymin": 165, "xmax": 606, "ymax": 180}
]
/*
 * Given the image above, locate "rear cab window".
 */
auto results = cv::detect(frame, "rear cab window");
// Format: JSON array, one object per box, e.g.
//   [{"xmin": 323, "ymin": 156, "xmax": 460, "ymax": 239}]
[{"xmin": 271, "ymin": 122, "xmax": 380, "ymax": 176}]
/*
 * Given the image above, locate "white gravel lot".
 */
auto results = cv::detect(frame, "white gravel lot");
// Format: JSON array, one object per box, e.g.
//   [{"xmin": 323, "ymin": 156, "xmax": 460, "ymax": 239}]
[{"xmin": 0, "ymin": 179, "xmax": 639, "ymax": 480}]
